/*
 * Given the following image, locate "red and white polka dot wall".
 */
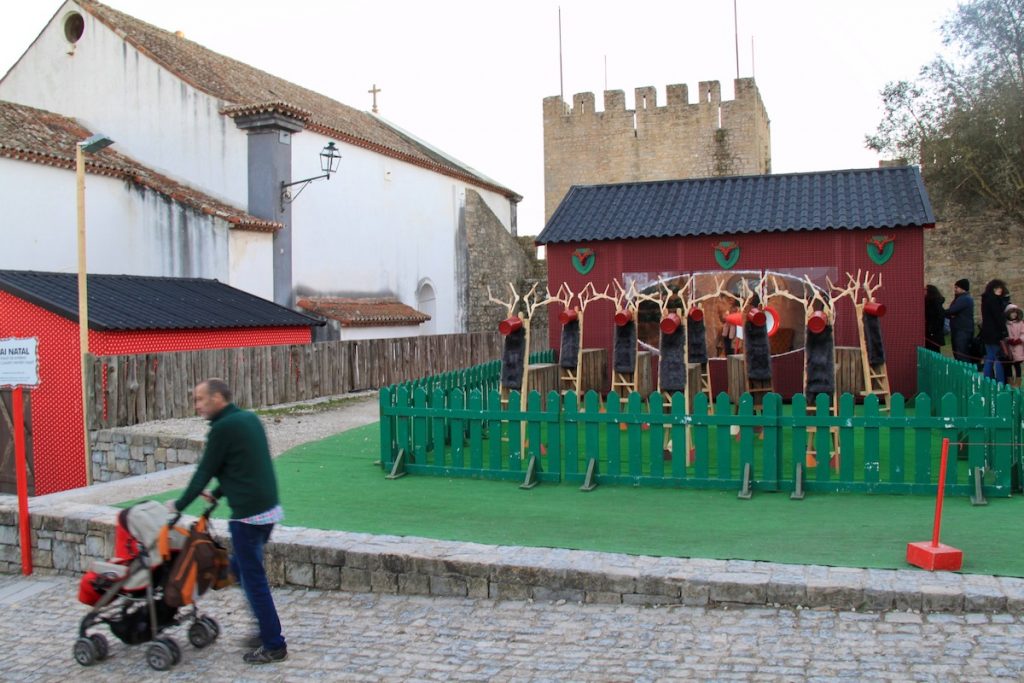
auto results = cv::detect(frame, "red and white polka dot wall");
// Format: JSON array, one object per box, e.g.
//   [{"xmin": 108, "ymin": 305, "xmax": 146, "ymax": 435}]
[{"xmin": 0, "ymin": 290, "xmax": 311, "ymax": 495}]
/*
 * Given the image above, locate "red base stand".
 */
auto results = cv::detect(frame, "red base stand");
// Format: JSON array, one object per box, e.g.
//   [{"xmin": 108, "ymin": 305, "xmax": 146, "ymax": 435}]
[
  {"xmin": 906, "ymin": 541, "xmax": 963, "ymax": 571},
  {"xmin": 906, "ymin": 438, "xmax": 963, "ymax": 572}
]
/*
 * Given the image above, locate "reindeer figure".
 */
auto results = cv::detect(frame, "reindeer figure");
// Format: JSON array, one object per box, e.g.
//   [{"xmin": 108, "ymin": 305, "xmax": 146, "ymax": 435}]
[
  {"xmin": 487, "ymin": 283, "xmax": 525, "ymax": 405},
  {"xmin": 608, "ymin": 278, "xmax": 651, "ymax": 403},
  {"xmin": 850, "ymin": 271, "xmax": 891, "ymax": 411},
  {"xmin": 545, "ymin": 282, "xmax": 615, "ymax": 398}
]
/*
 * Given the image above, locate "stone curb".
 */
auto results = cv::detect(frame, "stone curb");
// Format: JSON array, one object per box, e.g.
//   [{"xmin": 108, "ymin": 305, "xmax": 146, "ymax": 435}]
[{"xmin": 2, "ymin": 496, "xmax": 1022, "ymax": 614}]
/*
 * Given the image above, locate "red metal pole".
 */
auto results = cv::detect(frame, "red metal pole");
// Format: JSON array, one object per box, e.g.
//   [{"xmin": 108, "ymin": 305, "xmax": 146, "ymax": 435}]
[
  {"xmin": 931, "ymin": 437, "xmax": 950, "ymax": 548},
  {"xmin": 13, "ymin": 386, "xmax": 32, "ymax": 575}
]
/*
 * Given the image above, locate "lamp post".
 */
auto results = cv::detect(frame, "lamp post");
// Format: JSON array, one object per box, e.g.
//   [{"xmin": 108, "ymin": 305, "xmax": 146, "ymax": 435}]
[
  {"xmin": 77, "ymin": 133, "xmax": 113, "ymax": 486},
  {"xmin": 280, "ymin": 141, "xmax": 342, "ymax": 210}
]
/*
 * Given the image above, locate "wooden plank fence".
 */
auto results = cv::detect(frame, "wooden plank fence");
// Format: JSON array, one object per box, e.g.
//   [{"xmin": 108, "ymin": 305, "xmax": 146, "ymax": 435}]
[{"xmin": 86, "ymin": 332, "xmax": 504, "ymax": 428}]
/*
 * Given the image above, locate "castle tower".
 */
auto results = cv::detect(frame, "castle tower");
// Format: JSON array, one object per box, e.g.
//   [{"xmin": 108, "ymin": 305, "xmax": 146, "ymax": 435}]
[{"xmin": 542, "ymin": 77, "xmax": 771, "ymax": 222}]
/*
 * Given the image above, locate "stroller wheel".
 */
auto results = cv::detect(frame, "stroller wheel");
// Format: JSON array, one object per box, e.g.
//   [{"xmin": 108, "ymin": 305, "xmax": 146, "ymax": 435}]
[
  {"xmin": 73, "ymin": 637, "xmax": 98, "ymax": 666},
  {"xmin": 163, "ymin": 637, "xmax": 182, "ymax": 665},
  {"xmin": 188, "ymin": 620, "xmax": 216, "ymax": 649},
  {"xmin": 146, "ymin": 640, "xmax": 175, "ymax": 671},
  {"xmin": 89, "ymin": 633, "xmax": 109, "ymax": 661},
  {"xmin": 200, "ymin": 615, "xmax": 220, "ymax": 639}
]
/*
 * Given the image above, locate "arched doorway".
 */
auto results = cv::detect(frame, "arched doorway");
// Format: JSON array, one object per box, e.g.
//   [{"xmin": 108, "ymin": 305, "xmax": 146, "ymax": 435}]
[{"xmin": 416, "ymin": 281, "xmax": 436, "ymax": 335}]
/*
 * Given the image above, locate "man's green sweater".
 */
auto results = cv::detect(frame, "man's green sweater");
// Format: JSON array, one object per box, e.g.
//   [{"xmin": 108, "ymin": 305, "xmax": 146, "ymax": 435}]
[{"xmin": 174, "ymin": 404, "xmax": 279, "ymax": 520}]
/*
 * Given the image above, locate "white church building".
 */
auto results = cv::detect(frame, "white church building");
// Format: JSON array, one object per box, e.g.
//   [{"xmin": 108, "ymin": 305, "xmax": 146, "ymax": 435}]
[{"xmin": 0, "ymin": 0, "xmax": 522, "ymax": 339}]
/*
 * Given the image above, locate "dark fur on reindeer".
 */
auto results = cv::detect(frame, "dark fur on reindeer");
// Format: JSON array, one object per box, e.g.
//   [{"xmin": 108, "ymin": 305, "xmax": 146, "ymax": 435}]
[
  {"xmin": 614, "ymin": 321, "xmax": 638, "ymax": 373},
  {"xmin": 659, "ymin": 327, "xmax": 687, "ymax": 392},
  {"xmin": 500, "ymin": 327, "xmax": 526, "ymax": 389},
  {"xmin": 687, "ymin": 318, "xmax": 708, "ymax": 364},
  {"xmin": 863, "ymin": 314, "xmax": 886, "ymax": 366},
  {"xmin": 805, "ymin": 323, "xmax": 835, "ymax": 400},
  {"xmin": 559, "ymin": 320, "xmax": 580, "ymax": 369},
  {"xmin": 744, "ymin": 319, "xmax": 772, "ymax": 382}
]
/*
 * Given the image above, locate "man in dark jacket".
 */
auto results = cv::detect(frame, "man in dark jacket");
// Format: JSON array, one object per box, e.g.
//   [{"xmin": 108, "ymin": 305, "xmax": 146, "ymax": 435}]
[
  {"xmin": 946, "ymin": 279, "xmax": 975, "ymax": 363},
  {"xmin": 172, "ymin": 378, "xmax": 287, "ymax": 665},
  {"xmin": 980, "ymin": 279, "xmax": 1010, "ymax": 382}
]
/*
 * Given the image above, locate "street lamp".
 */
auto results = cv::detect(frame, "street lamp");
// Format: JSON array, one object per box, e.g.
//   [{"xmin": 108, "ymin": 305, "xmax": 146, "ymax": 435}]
[
  {"xmin": 77, "ymin": 133, "xmax": 113, "ymax": 486},
  {"xmin": 280, "ymin": 141, "xmax": 342, "ymax": 210}
]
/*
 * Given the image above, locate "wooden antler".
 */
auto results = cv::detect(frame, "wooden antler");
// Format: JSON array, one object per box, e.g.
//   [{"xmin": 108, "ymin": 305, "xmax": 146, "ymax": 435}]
[
  {"xmin": 580, "ymin": 282, "xmax": 615, "ymax": 312},
  {"xmin": 827, "ymin": 273, "xmax": 859, "ymax": 318},
  {"xmin": 690, "ymin": 275, "xmax": 734, "ymax": 307},
  {"xmin": 862, "ymin": 271, "xmax": 883, "ymax": 303},
  {"xmin": 543, "ymin": 282, "xmax": 575, "ymax": 312},
  {"xmin": 521, "ymin": 282, "xmax": 547, "ymax": 320},
  {"xmin": 487, "ymin": 283, "xmax": 521, "ymax": 318}
]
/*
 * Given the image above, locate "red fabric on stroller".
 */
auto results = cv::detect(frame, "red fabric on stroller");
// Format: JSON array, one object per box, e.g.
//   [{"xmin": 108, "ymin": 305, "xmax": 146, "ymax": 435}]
[{"xmin": 78, "ymin": 506, "xmax": 178, "ymax": 605}]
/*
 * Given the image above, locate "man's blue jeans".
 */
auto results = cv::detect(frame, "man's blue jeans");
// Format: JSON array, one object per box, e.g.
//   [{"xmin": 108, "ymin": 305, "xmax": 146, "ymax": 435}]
[
  {"xmin": 983, "ymin": 343, "xmax": 1006, "ymax": 383},
  {"xmin": 229, "ymin": 521, "xmax": 285, "ymax": 650}
]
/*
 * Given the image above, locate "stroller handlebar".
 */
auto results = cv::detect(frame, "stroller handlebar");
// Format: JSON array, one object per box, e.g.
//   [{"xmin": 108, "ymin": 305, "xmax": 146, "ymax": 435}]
[{"xmin": 165, "ymin": 497, "xmax": 218, "ymax": 528}]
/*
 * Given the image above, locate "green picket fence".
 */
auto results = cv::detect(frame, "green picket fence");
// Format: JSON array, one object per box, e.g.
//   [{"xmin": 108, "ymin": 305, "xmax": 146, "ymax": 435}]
[
  {"xmin": 917, "ymin": 347, "xmax": 1023, "ymax": 483},
  {"xmin": 379, "ymin": 384, "xmax": 1019, "ymax": 497}
]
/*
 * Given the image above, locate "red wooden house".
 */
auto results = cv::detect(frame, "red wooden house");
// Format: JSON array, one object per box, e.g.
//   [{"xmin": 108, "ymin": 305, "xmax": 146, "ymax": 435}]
[
  {"xmin": 0, "ymin": 270, "xmax": 321, "ymax": 495},
  {"xmin": 536, "ymin": 167, "xmax": 936, "ymax": 398}
]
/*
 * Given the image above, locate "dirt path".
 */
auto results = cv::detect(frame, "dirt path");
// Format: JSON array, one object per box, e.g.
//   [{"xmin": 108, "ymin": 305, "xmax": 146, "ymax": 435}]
[{"xmin": 41, "ymin": 392, "xmax": 380, "ymax": 506}]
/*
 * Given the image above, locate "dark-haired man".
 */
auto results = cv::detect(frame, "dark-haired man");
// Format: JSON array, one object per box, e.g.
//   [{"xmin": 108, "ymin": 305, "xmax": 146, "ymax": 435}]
[
  {"xmin": 946, "ymin": 279, "xmax": 975, "ymax": 363},
  {"xmin": 170, "ymin": 378, "xmax": 287, "ymax": 665}
]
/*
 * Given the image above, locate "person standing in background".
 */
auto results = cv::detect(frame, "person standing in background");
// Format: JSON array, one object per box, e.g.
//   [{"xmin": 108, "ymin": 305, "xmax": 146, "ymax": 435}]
[
  {"xmin": 946, "ymin": 279, "xmax": 974, "ymax": 363},
  {"xmin": 924, "ymin": 284, "xmax": 945, "ymax": 352},
  {"xmin": 979, "ymin": 279, "xmax": 1010, "ymax": 382}
]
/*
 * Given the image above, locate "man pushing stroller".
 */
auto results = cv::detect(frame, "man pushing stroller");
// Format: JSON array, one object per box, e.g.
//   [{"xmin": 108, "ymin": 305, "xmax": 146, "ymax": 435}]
[{"xmin": 169, "ymin": 378, "xmax": 288, "ymax": 665}]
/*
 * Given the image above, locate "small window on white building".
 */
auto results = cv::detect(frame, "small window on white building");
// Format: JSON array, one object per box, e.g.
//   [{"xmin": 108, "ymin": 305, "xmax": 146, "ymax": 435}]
[
  {"xmin": 417, "ymin": 281, "xmax": 436, "ymax": 335},
  {"xmin": 64, "ymin": 12, "xmax": 85, "ymax": 44}
]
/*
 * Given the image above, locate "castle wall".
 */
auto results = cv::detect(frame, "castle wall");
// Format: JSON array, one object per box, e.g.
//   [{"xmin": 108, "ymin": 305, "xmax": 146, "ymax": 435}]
[
  {"xmin": 464, "ymin": 190, "xmax": 548, "ymax": 338},
  {"xmin": 542, "ymin": 78, "xmax": 771, "ymax": 222}
]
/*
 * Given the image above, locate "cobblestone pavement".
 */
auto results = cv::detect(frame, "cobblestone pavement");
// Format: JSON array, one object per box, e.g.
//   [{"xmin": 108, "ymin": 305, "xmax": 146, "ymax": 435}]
[{"xmin": 3, "ymin": 574, "xmax": 1024, "ymax": 682}]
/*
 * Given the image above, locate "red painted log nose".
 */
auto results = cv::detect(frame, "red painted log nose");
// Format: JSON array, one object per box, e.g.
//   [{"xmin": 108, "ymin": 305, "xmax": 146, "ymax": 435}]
[
  {"xmin": 688, "ymin": 307, "xmax": 704, "ymax": 322},
  {"xmin": 808, "ymin": 311, "xmax": 827, "ymax": 334},
  {"xmin": 559, "ymin": 308, "xmax": 579, "ymax": 325},
  {"xmin": 614, "ymin": 309, "xmax": 633, "ymax": 327},
  {"xmin": 864, "ymin": 301, "xmax": 886, "ymax": 317},
  {"xmin": 498, "ymin": 317, "xmax": 522, "ymax": 335},
  {"xmin": 746, "ymin": 307, "xmax": 766, "ymax": 327},
  {"xmin": 660, "ymin": 313, "xmax": 681, "ymax": 335}
]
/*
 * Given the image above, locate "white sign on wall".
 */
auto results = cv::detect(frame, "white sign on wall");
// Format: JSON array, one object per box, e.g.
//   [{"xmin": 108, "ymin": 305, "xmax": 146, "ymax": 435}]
[{"xmin": 0, "ymin": 337, "xmax": 39, "ymax": 388}]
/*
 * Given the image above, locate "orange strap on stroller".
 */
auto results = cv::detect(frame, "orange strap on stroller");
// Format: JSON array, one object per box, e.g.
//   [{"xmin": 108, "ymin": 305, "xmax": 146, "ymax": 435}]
[{"xmin": 158, "ymin": 524, "xmax": 188, "ymax": 561}]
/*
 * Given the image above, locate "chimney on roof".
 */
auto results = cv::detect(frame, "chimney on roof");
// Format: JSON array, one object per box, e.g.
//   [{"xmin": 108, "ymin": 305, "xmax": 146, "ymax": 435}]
[{"xmin": 175, "ymin": 30, "xmax": 185, "ymax": 39}]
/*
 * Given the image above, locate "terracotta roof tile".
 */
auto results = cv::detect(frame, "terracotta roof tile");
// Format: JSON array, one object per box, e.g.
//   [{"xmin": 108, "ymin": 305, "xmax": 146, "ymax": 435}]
[
  {"xmin": 297, "ymin": 297, "xmax": 430, "ymax": 327},
  {"xmin": 76, "ymin": 1, "xmax": 520, "ymax": 201},
  {"xmin": 0, "ymin": 100, "xmax": 281, "ymax": 232}
]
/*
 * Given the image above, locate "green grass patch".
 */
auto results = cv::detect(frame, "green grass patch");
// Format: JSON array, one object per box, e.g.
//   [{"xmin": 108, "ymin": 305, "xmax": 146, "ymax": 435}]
[{"xmin": 123, "ymin": 422, "xmax": 1024, "ymax": 577}]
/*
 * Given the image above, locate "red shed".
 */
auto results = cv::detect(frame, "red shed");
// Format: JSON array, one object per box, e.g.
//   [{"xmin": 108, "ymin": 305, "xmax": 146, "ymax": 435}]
[
  {"xmin": 536, "ymin": 167, "xmax": 936, "ymax": 398},
  {"xmin": 0, "ymin": 271, "xmax": 322, "ymax": 495}
]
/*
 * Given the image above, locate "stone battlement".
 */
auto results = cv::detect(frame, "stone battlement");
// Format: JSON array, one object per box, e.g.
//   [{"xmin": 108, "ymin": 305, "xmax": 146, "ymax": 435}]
[{"xmin": 543, "ymin": 78, "xmax": 771, "ymax": 222}]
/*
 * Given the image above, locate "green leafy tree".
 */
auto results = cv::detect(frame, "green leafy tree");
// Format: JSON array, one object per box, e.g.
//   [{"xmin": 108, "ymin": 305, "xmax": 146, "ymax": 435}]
[{"xmin": 867, "ymin": 0, "xmax": 1024, "ymax": 226}]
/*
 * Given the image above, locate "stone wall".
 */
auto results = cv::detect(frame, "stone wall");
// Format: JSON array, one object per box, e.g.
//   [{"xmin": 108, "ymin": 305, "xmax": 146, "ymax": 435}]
[
  {"xmin": 925, "ymin": 207, "xmax": 1024, "ymax": 321},
  {"xmin": 464, "ymin": 189, "xmax": 549, "ymax": 340},
  {"xmin": 542, "ymin": 77, "xmax": 771, "ymax": 221},
  {"xmin": 89, "ymin": 430, "xmax": 204, "ymax": 483},
  {"xmin": 3, "ymin": 497, "xmax": 1024, "ymax": 613}
]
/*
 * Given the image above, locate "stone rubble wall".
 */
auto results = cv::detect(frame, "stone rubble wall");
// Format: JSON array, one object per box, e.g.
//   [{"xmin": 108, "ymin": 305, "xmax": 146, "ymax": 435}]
[
  {"xmin": 2, "ymin": 497, "xmax": 1023, "ymax": 613},
  {"xmin": 89, "ymin": 430, "xmax": 205, "ymax": 483}
]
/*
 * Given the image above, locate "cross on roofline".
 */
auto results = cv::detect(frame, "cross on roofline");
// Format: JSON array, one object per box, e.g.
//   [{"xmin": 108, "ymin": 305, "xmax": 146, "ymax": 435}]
[{"xmin": 368, "ymin": 84, "xmax": 381, "ymax": 114}]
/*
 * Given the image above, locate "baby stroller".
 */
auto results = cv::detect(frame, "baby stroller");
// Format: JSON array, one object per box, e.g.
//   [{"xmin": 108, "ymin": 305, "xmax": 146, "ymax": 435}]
[{"xmin": 74, "ymin": 499, "xmax": 225, "ymax": 671}]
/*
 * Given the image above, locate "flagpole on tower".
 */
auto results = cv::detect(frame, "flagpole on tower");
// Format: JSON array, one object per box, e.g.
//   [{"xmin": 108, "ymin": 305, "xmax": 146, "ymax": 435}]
[
  {"xmin": 734, "ymin": 0, "xmax": 740, "ymax": 79},
  {"xmin": 559, "ymin": 6, "xmax": 566, "ymax": 113}
]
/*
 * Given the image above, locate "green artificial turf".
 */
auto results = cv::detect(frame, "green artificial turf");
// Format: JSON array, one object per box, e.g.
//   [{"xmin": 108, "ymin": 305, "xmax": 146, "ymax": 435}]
[{"xmin": 125, "ymin": 422, "xmax": 1024, "ymax": 577}]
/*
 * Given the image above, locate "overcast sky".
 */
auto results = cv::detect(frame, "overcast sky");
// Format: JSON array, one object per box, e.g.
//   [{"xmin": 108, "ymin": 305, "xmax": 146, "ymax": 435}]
[{"xmin": 0, "ymin": 0, "xmax": 960, "ymax": 235}]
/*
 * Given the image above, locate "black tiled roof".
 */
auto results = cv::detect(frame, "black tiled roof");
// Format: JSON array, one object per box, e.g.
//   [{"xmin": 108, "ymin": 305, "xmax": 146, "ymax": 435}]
[
  {"xmin": 0, "ymin": 271, "xmax": 322, "ymax": 331},
  {"xmin": 535, "ymin": 167, "xmax": 935, "ymax": 244}
]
